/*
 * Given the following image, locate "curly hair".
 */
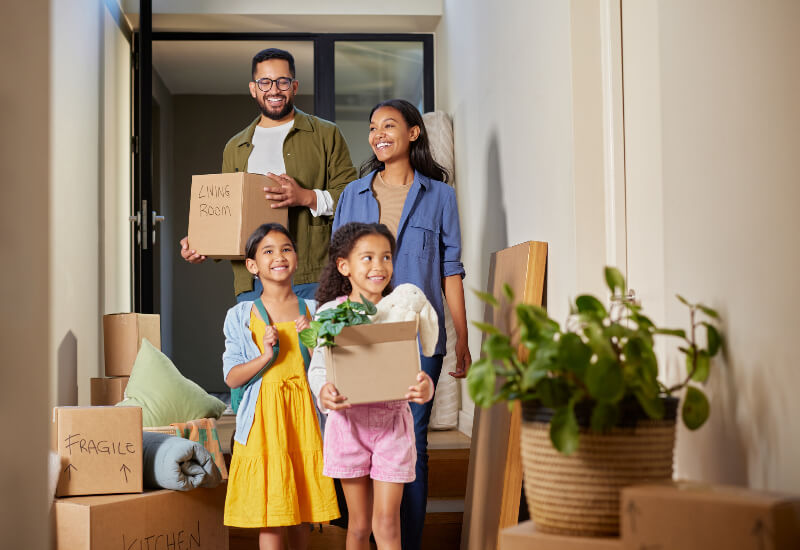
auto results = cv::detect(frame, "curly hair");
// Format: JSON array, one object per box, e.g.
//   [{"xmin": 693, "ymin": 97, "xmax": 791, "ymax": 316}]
[
  {"xmin": 359, "ymin": 98, "xmax": 449, "ymax": 183},
  {"xmin": 315, "ymin": 222, "xmax": 396, "ymax": 305}
]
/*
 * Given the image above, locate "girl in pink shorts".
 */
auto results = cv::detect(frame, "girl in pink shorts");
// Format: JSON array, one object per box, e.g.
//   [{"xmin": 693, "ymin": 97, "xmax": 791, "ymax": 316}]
[{"xmin": 308, "ymin": 222, "xmax": 434, "ymax": 550}]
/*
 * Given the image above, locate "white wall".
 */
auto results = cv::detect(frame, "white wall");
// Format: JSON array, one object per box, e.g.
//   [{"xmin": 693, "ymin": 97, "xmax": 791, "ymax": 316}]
[
  {"xmin": 0, "ymin": 1, "xmax": 51, "ymax": 546},
  {"xmin": 50, "ymin": 0, "xmax": 105, "ymax": 406},
  {"xmin": 624, "ymin": 0, "xmax": 800, "ymax": 491},
  {"xmin": 436, "ymin": 1, "xmax": 623, "ymax": 433}
]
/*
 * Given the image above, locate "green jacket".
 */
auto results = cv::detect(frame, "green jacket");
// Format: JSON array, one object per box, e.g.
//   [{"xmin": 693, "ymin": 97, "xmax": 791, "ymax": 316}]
[{"xmin": 222, "ymin": 109, "xmax": 357, "ymax": 295}]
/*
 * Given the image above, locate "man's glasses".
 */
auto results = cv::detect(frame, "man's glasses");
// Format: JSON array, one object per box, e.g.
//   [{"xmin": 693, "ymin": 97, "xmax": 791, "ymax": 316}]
[{"xmin": 254, "ymin": 77, "xmax": 294, "ymax": 92}]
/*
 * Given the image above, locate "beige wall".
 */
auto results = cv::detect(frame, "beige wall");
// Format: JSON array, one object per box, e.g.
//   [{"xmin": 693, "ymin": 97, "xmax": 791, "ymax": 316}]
[
  {"xmin": 50, "ymin": 0, "xmax": 105, "ymax": 407},
  {"xmin": 0, "ymin": 0, "xmax": 51, "ymax": 547},
  {"xmin": 436, "ymin": 1, "xmax": 623, "ymax": 433},
  {"xmin": 624, "ymin": 0, "xmax": 800, "ymax": 491}
]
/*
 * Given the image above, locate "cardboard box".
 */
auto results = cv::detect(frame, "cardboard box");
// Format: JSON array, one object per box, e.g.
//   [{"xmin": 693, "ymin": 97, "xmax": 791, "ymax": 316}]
[
  {"xmin": 103, "ymin": 313, "xmax": 160, "ymax": 377},
  {"xmin": 621, "ymin": 481, "xmax": 800, "ymax": 550},
  {"xmin": 187, "ymin": 172, "xmax": 289, "ymax": 259},
  {"xmin": 500, "ymin": 521, "xmax": 622, "ymax": 550},
  {"xmin": 53, "ymin": 406, "xmax": 143, "ymax": 497},
  {"xmin": 54, "ymin": 483, "xmax": 229, "ymax": 550},
  {"xmin": 90, "ymin": 377, "xmax": 129, "ymax": 406},
  {"xmin": 324, "ymin": 320, "xmax": 421, "ymax": 404}
]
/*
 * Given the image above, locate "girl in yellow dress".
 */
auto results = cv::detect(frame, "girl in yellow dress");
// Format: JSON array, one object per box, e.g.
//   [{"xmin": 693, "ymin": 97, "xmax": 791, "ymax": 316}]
[{"xmin": 222, "ymin": 223, "xmax": 339, "ymax": 549}]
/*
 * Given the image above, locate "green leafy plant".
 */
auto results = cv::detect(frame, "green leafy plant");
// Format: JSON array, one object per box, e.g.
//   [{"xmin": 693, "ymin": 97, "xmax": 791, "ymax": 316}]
[
  {"xmin": 467, "ymin": 267, "xmax": 722, "ymax": 455},
  {"xmin": 299, "ymin": 295, "xmax": 377, "ymax": 348}
]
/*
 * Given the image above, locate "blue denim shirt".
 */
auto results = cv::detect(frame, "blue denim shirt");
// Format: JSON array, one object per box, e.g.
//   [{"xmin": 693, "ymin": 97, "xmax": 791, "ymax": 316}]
[
  {"xmin": 222, "ymin": 299, "xmax": 317, "ymax": 445},
  {"xmin": 333, "ymin": 170, "xmax": 465, "ymax": 356}
]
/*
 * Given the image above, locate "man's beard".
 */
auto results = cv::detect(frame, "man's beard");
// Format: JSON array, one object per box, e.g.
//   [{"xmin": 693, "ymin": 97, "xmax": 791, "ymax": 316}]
[{"xmin": 258, "ymin": 95, "xmax": 294, "ymax": 121}]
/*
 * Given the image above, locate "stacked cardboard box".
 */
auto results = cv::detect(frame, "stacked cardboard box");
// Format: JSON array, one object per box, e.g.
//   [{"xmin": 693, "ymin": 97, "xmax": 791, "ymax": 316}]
[
  {"xmin": 52, "ymin": 406, "xmax": 144, "ymax": 497},
  {"xmin": 54, "ymin": 482, "xmax": 229, "ymax": 550}
]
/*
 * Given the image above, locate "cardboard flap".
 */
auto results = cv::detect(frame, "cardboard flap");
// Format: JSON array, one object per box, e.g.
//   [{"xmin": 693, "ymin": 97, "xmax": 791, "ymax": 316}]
[{"xmin": 335, "ymin": 320, "xmax": 418, "ymax": 347}]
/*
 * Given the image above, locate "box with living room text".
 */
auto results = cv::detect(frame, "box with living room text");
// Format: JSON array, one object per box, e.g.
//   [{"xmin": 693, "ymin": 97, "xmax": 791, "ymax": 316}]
[
  {"xmin": 187, "ymin": 172, "xmax": 288, "ymax": 260},
  {"xmin": 324, "ymin": 320, "xmax": 421, "ymax": 405},
  {"xmin": 52, "ymin": 406, "xmax": 143, "ymax": 497}
]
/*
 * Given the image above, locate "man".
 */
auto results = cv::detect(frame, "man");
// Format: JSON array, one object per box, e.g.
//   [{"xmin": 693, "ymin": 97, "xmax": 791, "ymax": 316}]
[{"xmin": 180, "ymin": 48, "xmax": 357, "ymax": 301}]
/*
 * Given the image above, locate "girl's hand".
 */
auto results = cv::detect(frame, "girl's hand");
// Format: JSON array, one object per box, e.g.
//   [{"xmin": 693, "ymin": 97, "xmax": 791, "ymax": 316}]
[
  {"xmin": 448, "ymin": 337, "xmax": 472, "ymax": 378},
  {"xmin": 406, "ymin": 372, "xmax": 435, "ymax": 404},
  {"xmin": 320, "ymin": 383, "xmax": 350, "ymax": 410},
  {"xmin": 262, "ymin": 325, "xmax": 278, "ymax": 356},
  {"xmin": 295, "ymin": 315, "xmax": 310, "ymax": 333}
]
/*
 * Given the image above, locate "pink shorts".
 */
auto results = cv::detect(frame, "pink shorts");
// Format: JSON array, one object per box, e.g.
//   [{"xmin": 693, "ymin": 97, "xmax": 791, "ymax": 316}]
[{"xmin": 323, "ymin": 400, "xmax": 416, "ymax": 483}]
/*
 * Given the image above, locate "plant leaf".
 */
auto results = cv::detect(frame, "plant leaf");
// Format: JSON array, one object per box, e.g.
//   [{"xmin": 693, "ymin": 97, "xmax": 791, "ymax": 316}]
[
  {"xmin": 697, "ymin": 303, "xmax": 720, "ymax": 319},
  {"xmin": 550, "ymin": 404, "xmax": 580, "ymax": 455},
  {"xmin": 590, "ymin": 403, "xmax": 620, "ymax": 433},
  {"xmin": 676, "ymin": 294, "xmax": 692, "ymax": 307},
  {"xmin": 473, "ymin": 290, "xmax": 499, "ymax": 307},
  {"xmin": 585, "ymin": 357, "xmax": 625, "ymax": 403},
  {"xmin": 466, "ymin": 358, "xmax": 497, "ymax": 408},
  {"xmin": 604, "ymin": 266, "xmax": 626, "ymax": 294},
  {"xmin": 502, "ymin": 283, "xmax": 515, "ymax": 301},
  {"xmin": 359, "ymin": 294, "xmax": 378, "ymax": 315},
  {"xmin": 653, "ymin": 327, "xmax": 687, "ymax": 339},
  {"xmin": 483, "ymin": 333, "xmax": 514, "ymax": 360},
  {"xmin": 682, "ymin": 386, "xmax": 710, "ymax": 430},
  {"xmin": 472, "ymin": 321, "xmax": 501, "ymax": 335},
  {"xmin": 537, "ymin": 378, "xmax": 571, "ymax": 409},
  {"xmin": 328, "ymin": 321, "xmax": 346, "ymax": 336},
  {"xmin": 634, "ymin": 389, "xmax": 665, "ymax": 419},
  {"xmin": 575, "ymin": 295, "xmax": 607, "ymax": 316},
  {"xmin": 558, "ymin": 332, "xmax": 591, "ymax": 376},
  {"xmin": 704, "ymin": 323, "xmax": 722, "ymax": 357},
  {"xmin": 299, "ymin": 328, "xmax": 318, "ymax": 349},
  {"xmin": 690, "ymin": 350, "xmax": 711, "ymax": 383}
]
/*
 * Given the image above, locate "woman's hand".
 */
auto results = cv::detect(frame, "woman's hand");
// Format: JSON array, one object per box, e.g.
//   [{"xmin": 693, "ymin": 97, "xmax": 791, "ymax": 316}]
[
  {"xmin": 448, "ymin": 337, "xmax": 472, "ymax": 378},
  {"xmin": 320, "ymin": 383, "xmax": 350, "ymax": 410},
  {"xmin": 295, "ymin": 315, "xmax": 310, "ymax": 333},
  {"xmin": 262, "ymin": 325, "xmax": 278, "ymax": 360},
  {"xmin": 406, "ymin": 371, "xmax": 435, "ymax": 404}
]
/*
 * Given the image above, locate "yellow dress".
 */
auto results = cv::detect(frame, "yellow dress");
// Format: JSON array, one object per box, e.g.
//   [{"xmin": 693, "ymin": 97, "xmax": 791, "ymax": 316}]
[{"xmin": 224, "ymin": 310, "xmax": 339, "ymax": 528}]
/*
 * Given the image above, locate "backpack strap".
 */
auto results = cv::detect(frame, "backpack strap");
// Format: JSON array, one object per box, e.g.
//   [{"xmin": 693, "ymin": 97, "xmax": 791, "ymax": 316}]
[
  {"xmin": 297, "ymin": 297, "xmax": 311, "ymax": 371},
  {"xmin": 230, "ymin": 299, "xmax": 279, "ymax": 414}
]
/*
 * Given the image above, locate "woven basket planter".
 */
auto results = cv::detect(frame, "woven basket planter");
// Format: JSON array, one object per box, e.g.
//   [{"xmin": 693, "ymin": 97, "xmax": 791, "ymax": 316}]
[{"xmin": 520, "ymin": 398, "xmax": 677, "ymax": 537}]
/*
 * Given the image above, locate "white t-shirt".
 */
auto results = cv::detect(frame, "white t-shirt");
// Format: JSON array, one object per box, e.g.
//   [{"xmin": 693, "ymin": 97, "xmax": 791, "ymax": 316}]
[{"xmin": 246, "ymin": 119, "xmax": 333, "ymax": 217}]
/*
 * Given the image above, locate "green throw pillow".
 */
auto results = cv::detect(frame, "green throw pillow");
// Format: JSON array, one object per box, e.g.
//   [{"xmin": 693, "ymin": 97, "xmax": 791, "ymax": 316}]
[{"xmin": 117, "ymin": 338, "xmax": 226, "ymax": 427}]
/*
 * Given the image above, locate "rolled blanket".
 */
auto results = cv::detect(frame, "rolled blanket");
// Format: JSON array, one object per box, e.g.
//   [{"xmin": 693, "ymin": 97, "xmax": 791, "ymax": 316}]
[{"xmin": 142, "ymin": 431, "xmax": 223, "ymax": 491}]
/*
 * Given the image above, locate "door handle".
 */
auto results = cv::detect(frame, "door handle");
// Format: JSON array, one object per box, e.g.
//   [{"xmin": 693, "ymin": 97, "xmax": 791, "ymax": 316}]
[{"xmin": 152, "ymin": 211, "xmax": 165, "ymax": 245}]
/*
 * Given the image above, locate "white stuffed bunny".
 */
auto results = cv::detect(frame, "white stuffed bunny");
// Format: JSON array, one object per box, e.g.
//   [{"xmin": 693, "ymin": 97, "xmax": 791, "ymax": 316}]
[{"xmin": 372, "ymin": 283, "xmax": 439, "ymax": 356}]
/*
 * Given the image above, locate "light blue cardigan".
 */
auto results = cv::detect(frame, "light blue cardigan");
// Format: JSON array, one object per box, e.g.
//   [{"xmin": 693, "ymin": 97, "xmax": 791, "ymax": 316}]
[{"xmin": 222, "ymin": 299, "xmax": 317, "ymax": 445}]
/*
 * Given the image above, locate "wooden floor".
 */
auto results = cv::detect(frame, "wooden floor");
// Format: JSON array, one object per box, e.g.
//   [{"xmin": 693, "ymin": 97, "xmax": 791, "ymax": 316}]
[{"xmin": 227, "ymin": 429, "xmax": 470, "ymax": 550}]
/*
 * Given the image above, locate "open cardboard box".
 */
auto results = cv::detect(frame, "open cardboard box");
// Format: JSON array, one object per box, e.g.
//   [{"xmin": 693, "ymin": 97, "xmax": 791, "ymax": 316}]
[
  {"xmin": 187, "ymin": 172, "xmax": 289, "ymax": 259},
  {"xmin": 325, "ymin": 319, "xmax": 421, "ymax": 405},
  {"xmin": 54, "ymin": 483, "xmax": 228, "ymax": 550},
  {"xmin": 52, "ymin": 406, "xmax": 143, "ymax": 497},
  {"xmin": 103, "ymin": 313, "xmax": 160, "ymax": 377},
  {"xmin": 621, "ymin": 481, "xmax": 800, "ymax": 550}
]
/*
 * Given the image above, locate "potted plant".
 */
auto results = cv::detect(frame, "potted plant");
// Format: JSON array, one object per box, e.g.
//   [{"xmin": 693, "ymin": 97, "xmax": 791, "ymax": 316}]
[{"xmin": 467, "ymin": 267, "xmax": 722, "ymax": 537}]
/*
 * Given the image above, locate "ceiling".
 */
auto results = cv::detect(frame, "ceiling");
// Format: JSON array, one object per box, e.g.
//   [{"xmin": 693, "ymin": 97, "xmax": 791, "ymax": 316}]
[{"xmin": 152, "ymin": 41, "xmax": 315, "ymax": 95}]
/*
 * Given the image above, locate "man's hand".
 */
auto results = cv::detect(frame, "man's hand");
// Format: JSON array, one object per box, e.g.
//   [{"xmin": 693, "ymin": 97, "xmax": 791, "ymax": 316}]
[
  {"xmin": 264, "ymin": 173, "xmax": 316, "ymax": 209},
  {"xmin": 406, "ymin": 371, "xmax": 435, "ymax": 404},
  {"xmin": 448, "ymin": 337, "xmax": 472, "ymax": 378},
  {"xmin": 320, "ymin": 382, "xmax": 350, "ymax": 410},
  {"xmin": 179, "ymin": 236, "xmax": 207, "ymax": 264}
]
